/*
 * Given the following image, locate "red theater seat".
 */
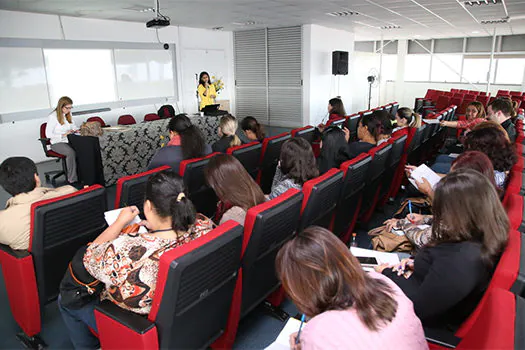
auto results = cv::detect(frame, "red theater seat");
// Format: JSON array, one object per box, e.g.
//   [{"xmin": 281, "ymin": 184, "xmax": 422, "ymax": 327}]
[
  {"xmin": 179, "ymin": 153, "xmax": 219, "ymax": 218},
  {"xmin": 39, "ymin": 123, "xmax": 67, "ymax": 186},
  {"xmin": 144, "ymin": 113, "xmax": 160, "ymax": 122},
  {"xmin": 117, "ymin": 114, "xmax": 136, "ymax": 125},
  {"xmin": 378, "ymin": 134, "xmax": 408, "ymax": 207},
  {"xmin": 114, "ymin": 166, "xmax": 170, "ymax": 211},
  {"xmin": 86, "ymin": 116, "xmax": 108, "ymax": 127},
  {"xmin": 227, "ymin": 142, "xmax": 262, "ymax": 179},
  {"xmin": 346, "ymin": 114, "xmax": 361, "ymax": 142},
  {"xmin": 0, "ymin": 186, "xmax": 107, "ymax": 347},
  {"xmin": 326, "ymin": 117, "xmax": 345, "ymax": 128},
  {"xmin": 94, "ymin": 221, "xmax": 244, "ymax": 350},
  {"xmin": 291, "ymin": 125, "xmax": 316, "ymax": 145},
  {"xmin": 298, "ymin": 168, "xmax": 344, "ymax": 232},
  {"xmin": 257, "ymin": 133, "xmax": 291, "ymax": 194}
]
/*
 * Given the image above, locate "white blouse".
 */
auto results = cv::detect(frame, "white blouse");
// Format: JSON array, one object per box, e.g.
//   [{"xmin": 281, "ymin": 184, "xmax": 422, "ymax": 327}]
[{"xmin": 46, "ymin": 111, "xmax": 78, "ymax": 144}]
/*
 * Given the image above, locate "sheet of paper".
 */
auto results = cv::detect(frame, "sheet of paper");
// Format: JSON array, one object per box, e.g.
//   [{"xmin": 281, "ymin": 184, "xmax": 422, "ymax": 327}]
[
  {"xmin": 265, "ymin": 317, "xmax": 302, "ymax": 350},
  {"xmin": 422, "ymin": 118, "xmax": 440, "ymax": 124},
  {"xmin": 408, "ymin": 163, "xmax": 442, "ymax": 190},
  {"xmin": 448, "ymin": 153, "xmax": 460, "ymax": 159},
  {"xmin": 104, "ymin": 208, "xmax": 147, "ymax": 233},
  {"xmin": 350, "ymin": 247, "xmax": 400, "ymax": 266}
]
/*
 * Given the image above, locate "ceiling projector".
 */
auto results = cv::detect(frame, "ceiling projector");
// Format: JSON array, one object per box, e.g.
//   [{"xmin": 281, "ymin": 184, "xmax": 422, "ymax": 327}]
[{"xmin": 146, "ymin": 17, "xmax": 170, "ymax": 29}]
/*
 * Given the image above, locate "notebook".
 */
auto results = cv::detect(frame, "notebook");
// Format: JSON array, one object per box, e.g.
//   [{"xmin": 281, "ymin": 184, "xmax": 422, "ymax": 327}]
[
  {"xmin": 265, "ymin": 317, "xmax": 303, "ymax": 350},
  {"xmin": 104, "ymin": 208, "xmax": 147, "ymax": 233},
  {"xmin": 408, "ymin": 164, "xmax": 442, "ymax": 190},
  {"xmin": 422, "ymin": 118, "xmax": 440, "ymax": 124}
]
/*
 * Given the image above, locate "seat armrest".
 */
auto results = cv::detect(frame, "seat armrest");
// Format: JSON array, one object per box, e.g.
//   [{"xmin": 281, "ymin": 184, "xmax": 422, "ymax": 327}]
[
  {"xmin": 424, "ymin": 327, "xmax": 460, "ymax": 348},
  {"xmin": 0, "ymin": 244, "xmax": 30, "ymax": 259},
  {"xmin": 95, "ymin": 300, "xmax": 155, "ymax": 334}
]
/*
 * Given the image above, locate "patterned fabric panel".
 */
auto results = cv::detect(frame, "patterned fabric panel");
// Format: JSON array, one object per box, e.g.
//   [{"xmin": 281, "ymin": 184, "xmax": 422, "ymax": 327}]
[{"xmin": 99, "ymin": 116, "xmax": 220, "ymax": 186}]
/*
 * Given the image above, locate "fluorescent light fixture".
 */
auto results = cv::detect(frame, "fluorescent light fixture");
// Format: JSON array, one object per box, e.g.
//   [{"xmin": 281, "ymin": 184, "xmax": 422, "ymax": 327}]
[
  {"xmin": 464, "ymin": 0, "xmax": 498, "ymax": 5},
  {"xmin": 139, "ymin": 7, "xmax": 155, "ymax": 13},
  {"xmin": 232, "ymin": 21, "xmax": 257, "ymax": 26},
  {"xmin": 326, "ymin": 10, "xmax": 359, "ymax": 17}
]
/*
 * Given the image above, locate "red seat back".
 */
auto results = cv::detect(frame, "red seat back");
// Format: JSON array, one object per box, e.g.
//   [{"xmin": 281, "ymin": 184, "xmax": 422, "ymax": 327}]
[
  {"xmin": 144, "ymin": 113, "xmax": 160, "ymax": 122},
  {"xmin": 87, "ymin": 116, "xmax": 107, "ymax": 127},
  {"xmin": 258, "ymin": 133, "xmax": 291, "ymax": 193},
  {"xmin": 118, "ymin": 114, "xmax": 136, "ymax": 125},
  {"xmin": 226, "ymin": 142, "xmax": 262, "ymax": 179},
  {"xmin": 114, "ymin": 166, "xmax": 170, "ymax": 210},
  {"xmin": 291, "ymin": 125, "xmax": 315, "ymax": 144}
]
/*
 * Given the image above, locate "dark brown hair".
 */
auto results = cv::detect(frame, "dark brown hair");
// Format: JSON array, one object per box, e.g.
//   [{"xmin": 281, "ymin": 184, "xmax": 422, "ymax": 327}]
[
  {"xmin": 241, "ymin": 116, "xmax": 265, "ymax": 142},
  {"xmin": 329, "ymin": 98, "xmax": 346, "ymax": 116},
  {"xmin": 205, "ymin": 154, "xmax": 266, "ymax": 210},
  {"xmin": 489, "ymin": 97, "xmax": 513, "ymax": 117},
  {"xmin": 431, "ymin": 169, "xmax": 509, "ymax": 267},
  {"xmin": 280, "ymin": 138, "xmax": 319, "ymax": 185},
  {"xmin": 463, "ymin": 123, "xmax": 517, "ymax": 172},
  {"xmin": 276, "ymin": 226, "xmax": 398, "ymax": 331}
]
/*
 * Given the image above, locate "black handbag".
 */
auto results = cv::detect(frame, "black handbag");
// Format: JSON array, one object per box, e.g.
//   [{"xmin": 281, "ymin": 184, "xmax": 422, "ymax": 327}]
[{"xmin": 59, "ymin": 245, "xmax": 104, "ymax": 309}]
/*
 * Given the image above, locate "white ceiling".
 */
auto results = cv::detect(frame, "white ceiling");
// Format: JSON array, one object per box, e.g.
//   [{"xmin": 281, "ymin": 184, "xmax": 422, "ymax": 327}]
[{"xmin": 1, "ymin": 0, "xmax": 525, "ymax": 40}]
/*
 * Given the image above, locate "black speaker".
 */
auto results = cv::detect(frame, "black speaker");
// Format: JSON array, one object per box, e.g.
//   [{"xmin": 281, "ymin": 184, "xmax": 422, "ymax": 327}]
[{"xmin": 332, "ymin": 51, "xmax": 348, "ymax": 75}]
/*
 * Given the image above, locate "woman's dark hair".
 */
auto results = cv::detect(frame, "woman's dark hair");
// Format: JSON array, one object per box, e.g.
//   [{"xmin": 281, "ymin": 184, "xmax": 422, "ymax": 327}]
[
  {"xmin": 329, "ymin": 98, "xmax": 346, "ymax": 117},
  {"xmin": 376, "ymin": 110, "xmax": 393, "ymax": 136},
  {"xmin": 360, "ymin": 111, "xmax": 383, "ymax": 142},
  {"xmin": 280, "ymin": 138, "xmax": 319, "ymax": 185},
  {"xmin": 168, "ymin": 114, "xmax": 207, "ymax": 160},
  {"xmin": 198, "ymin": 71, "xmax": 210, "ymax": 86},
  {"xmin": 463, "ymin": 124, "xmax": 517, "ymax": 172},
  {"xmin": 241, "ymin": 116, "xmax": 265, "ymax": 142},
  {"xmin": 145, "ymin": 169, "xmax": 197, "ymax": 232},
  {"xmin": 276, "ymin": 226, "xmax": 398, "ymax": 331},
  {"xmin": 431, "ymin": 169, "xmax": 509, "ymax": 268},
  {"xmin": 205, "ymin": 154, "xmax": 266, "ymax": 210},
  {"xmin": 0, "ymin": 157, "xmax": 38, "ymax": 196},
  {"xmin": 317, "ymin": 126, "xmax": 347, "ymax": 174}
]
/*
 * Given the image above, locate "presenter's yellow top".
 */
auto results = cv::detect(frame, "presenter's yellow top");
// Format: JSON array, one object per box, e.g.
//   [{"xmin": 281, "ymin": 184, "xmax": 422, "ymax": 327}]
[{"xmin": 198, "ymin": 84, "xmax": 217, "ymax": 110}]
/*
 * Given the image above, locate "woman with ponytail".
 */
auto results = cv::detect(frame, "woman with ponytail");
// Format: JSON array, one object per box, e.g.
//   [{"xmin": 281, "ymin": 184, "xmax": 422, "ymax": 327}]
[
  {"xmin": 394, "ymin": 107, "xmax": 421, "ymax": 132},
  {"xmin": 59, "ymin": 169, "xmax": 213, "ymax": 348},
  {"xmin": 340, "ymin": 110, "xmax": 382, "ymax": 161},
  {"xmin": 212, "ymin": 114, "xmax": 242, "ymax": 153},
  {"xmin": 148, "ymin": 114, "xmax": 211, "ymax": 170},
  {"xmin": 241, "ymin": 116, "xmax": 265, "ymax": 142}
]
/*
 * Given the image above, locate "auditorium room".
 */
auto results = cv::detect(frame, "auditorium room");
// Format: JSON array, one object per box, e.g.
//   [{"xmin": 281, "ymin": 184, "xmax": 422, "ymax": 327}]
[{"xmin": 1, "ymin": 0, "xmax": 525, "ymax": 349}]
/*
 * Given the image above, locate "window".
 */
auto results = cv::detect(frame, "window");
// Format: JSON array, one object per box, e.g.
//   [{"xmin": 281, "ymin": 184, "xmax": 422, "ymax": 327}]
[
  {"xmin": 494, "ymin": 58, "xmax": 525, "ymax": 85},
  {"xmin": 431, "ymin": 54, "xmax": 462, "ymax": 82},
  {"xmin": 462, "ymin": 57, "xmax": 495, "ymax": 84},
  {"xmin": 404, "ymin": 55, "xmax": 431, "ymax": 81},
  {"xmin": 44, "ymin": 49, "xmax": 117, "ymax": 105}
]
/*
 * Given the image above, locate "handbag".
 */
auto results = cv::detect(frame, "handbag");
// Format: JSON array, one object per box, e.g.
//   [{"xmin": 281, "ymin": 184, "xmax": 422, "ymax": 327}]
[
  {"xmin": 368, "ymin": 225, "xmax": 413, "ymax": 253},
  {"xmin": 393, "ymin": 197, "xmax": 432, "ymax": 219},
  {"xmin": 59, "ymin": 245, "xmax": 104, "ymax": 309}
]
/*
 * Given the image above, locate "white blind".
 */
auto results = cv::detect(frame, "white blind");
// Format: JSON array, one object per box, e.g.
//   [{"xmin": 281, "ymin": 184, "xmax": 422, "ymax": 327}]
[
  {"xmin": 234, "ymin": 29, "xmax": 268, "ymax": 123},
  {"xmin": 267, "ymin": 26, "xmax": 302, "ymax": 127},
  {"xmin": 234, "ymin": 26, "xmax": 303, "ymax": 127}
]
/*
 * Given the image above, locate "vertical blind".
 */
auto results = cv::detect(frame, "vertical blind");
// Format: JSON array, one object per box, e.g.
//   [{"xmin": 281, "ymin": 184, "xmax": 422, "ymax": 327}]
[{"xmin": 234, "ymin": 26, "xmax": 302, "ymax": 127}]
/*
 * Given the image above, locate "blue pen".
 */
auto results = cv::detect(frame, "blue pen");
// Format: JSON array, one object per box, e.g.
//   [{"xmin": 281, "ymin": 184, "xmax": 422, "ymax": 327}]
[
  {"xmin": 408, "ymin": 200, "xmax": 413, "ymax": 215},
  {"xmin": 295, "ymin": 314, "xmax": 306, "ymax": 344}
]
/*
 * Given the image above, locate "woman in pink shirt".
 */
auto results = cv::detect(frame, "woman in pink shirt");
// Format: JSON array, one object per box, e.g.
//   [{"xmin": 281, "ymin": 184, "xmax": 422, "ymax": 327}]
[{"xmin": 276, "ymin": 226, "xmax": 427, "ymax": 350}]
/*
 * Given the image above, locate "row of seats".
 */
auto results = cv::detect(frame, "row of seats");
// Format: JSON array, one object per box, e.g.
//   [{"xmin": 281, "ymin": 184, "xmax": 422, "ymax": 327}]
[{"xmin": 87, "ymin": 113, "xmax": 162, "ymax": 126}]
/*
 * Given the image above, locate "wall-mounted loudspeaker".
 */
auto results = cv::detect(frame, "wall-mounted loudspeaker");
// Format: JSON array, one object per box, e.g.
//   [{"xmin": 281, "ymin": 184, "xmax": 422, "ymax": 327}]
[{"xmin": 332, "ymin": 51, "xmax": 348, "ymax": 75}]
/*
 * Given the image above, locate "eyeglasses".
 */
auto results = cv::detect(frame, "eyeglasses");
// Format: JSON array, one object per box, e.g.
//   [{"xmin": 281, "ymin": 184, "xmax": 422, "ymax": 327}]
[{"xmin": 63, "ymin": 106, "xmax": 73, "ymax": 110}]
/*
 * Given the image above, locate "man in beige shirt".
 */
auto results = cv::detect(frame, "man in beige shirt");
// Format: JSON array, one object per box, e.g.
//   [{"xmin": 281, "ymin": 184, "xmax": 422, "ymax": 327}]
[{"xmin": 0, "ymin": 157, "xmax": 76, "ymax": 250}]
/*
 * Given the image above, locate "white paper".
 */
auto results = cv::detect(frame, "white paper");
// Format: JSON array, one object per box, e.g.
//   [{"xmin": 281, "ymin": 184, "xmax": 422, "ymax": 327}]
[
  {"xmin": 104, "ymin": 208, "xmax": 147, "ymax": 233},
  {"xmin": 422, "ymin": 118, "xmax": 440, "ymax": 124},
  {"xmin": 265, "ymin": 317, "xmax": 302, "ymax": 350},
  {"xmin": 350, "ymin": 247, "xmax": 400, "ymax": 266},
  {"xmin": 448, "ymin": 153, "xmax": 460, "ymax": 159},
  {"xmin": 408, "ymin": 164, "xmax": 442, "ymax": 190}
]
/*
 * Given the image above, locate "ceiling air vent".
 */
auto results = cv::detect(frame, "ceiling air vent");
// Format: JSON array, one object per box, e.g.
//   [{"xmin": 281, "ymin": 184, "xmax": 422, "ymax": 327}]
[
  {"xmin": 232, "ymin": 21, "xmax": 257, "ymax": 26},
  {"xmin": 381, "ymin": 25, "xmax": 401, "ymax": 29},
  {"xmin": 464, "ymin": 0, "xmax": 499, "ymax": 5},
  {"xmin": 326, "ymin": 10, "xmax": 359, "ymax": 17},
  {"xmin": 481, "ymin": 17, "xmax": 509, "ymax": 24}
]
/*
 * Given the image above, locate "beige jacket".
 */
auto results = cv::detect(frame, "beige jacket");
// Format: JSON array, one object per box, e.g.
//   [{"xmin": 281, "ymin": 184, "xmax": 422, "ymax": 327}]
[{"xmin": 0, "ymin": 186, "xmax": 76, "ymax": 250}]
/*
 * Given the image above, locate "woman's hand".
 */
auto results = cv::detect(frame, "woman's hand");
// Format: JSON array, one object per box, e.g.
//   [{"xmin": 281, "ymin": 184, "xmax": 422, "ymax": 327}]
[
  {"xmin": 138, "ymin": 220, "xmax": 152, "ymax": 230},
  {"xmin": 384, "ymin": 218, "xmax": 399, "ymax": 232},
  {"xmin": 317, "ymin": 123, "xmax": 326, "ymax": 132},
  {"xmin": 415, "ymin": 177, "xmax": 434, "ymax": 198},
  {"xmin": 289, "ymin": 332, "xmax": 302, "ymax": 350},
  {"xmin": 211, "ymin": 94, "xmax": 216, "ymax": 99},
  {"xmin": 374, "ymin": 263, "xmax": 390, "ymax": 274},
  {"xmin": 116, "ymin": 206, "xmax": 140, "ymax": 226},
  {"xmin": 405, "ymin": 165, "xmax": 417, "ymax": 178},
  {"xmin": 440, "ymin": 120, "xmax": 448, "ymax": 127},
  {"xmin": 392, "ymin": 258, "xmax": 414, "ymax": 278},
  {"xmin": 342, "ymin": 126, "xmax": 350, "ymax": 142},
  {"xmin": 406, "ymin": 213, "xmax": 424, "ymax": 224}
]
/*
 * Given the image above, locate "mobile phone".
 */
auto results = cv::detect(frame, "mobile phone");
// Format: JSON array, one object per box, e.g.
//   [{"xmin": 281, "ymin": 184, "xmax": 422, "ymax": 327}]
[{"xmin": 356, "ymin": 256, "xmax": 379, "ymax": 266}]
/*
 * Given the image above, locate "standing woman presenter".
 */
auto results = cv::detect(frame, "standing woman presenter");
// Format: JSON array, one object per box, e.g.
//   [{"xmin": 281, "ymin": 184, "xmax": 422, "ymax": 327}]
[
  {"xmin": 46, "ymin": 96, "xmax": 78, "ymax": 184},
  {"xmin": 197, "ymin": 71, "xmax": 217, "ymax": 111}
]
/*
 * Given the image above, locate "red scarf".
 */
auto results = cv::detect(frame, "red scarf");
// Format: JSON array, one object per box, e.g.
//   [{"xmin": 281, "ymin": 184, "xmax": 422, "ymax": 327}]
[{"xmin": 168, "ymin": 134, "xmax": 181, "ymax": 146}]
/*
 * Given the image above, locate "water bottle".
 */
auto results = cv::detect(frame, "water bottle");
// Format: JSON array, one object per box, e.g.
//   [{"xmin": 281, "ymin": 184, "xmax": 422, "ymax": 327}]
[{"xmin": 350, "ymin": 233, "xmax": 358, "ymax": 247}]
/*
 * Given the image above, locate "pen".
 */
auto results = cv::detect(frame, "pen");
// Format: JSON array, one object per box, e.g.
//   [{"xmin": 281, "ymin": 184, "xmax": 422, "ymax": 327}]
[{"xmin": 295, "ymin": 314, "xmax": 306, "ymax": 345}]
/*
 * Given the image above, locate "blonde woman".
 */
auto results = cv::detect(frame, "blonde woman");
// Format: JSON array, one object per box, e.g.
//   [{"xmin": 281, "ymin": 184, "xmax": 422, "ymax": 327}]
[
  {"xmin": 45, "ymin": 96, "xmax": 78, "ymax": 183},
  {"xmin": 211, "ymin": 114, "xmax": 242, "ymax": 153},
  {"xmin": 393, "ymin": 107, "xmax": 421, "ymax": 132}
]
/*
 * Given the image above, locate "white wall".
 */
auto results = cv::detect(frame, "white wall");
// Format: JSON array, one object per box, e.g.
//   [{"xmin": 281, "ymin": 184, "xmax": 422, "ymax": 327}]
[
  {"xmin": 0, "ymin": 10, "xmax": 234, "ymax": 163},
  {"xmin": 302, "ymin": 25, "xmax": 355, "ymax": 126}
]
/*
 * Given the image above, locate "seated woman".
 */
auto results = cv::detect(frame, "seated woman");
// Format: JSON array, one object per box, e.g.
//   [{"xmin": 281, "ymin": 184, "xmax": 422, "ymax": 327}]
[
  {"xmin": 340, "ymin": 110, "xmax": 382, "ymax": 161},
  {"xmin": 58, "ymin": 170, "xmax": 214, "ymax": 348},
  {"xmin": 240, "ymin": 116, "xmax": 265, "ymax": 143},
  {"xmin": 463, "ymin": 122, "xmax": 517, "ymax": 188},
  {"xmin": 148, "ymin": 114, "xmax": 211, "ymax": 170},
  {"xmin": 317, "ymin": 97, "xmax": 346, "ymax": 132},
  {"xmin": 377, "ymin": 169, "xmax": 509, "ymax": 331},
  {"xmin": 268, "ymin": 138, "xmax": 318, "ymax": 199},
  {"xmin": 317, "ymin": 126, "xmax": 348, "ymax": 174},
  {"xmin": 211, "ymin": 114, "xmax": 242, "ymax": 153},
  {"xmin": 393, "ymin": 107, "xmax": 421, "ymax": 133},
  {"xmin": 205, "ymin": 154, "xmax": 266, "ymax": 225},
  {"xmin": 387, "ymin": 151, "xmax": 500, "ymax": 249},
  {"xmin": 277, "ymin": 226, "xmax": 427, "ymax": 350},
  {"xmin": 440, "ymin": 101, "xmax": 486, "ymax": 133}
]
